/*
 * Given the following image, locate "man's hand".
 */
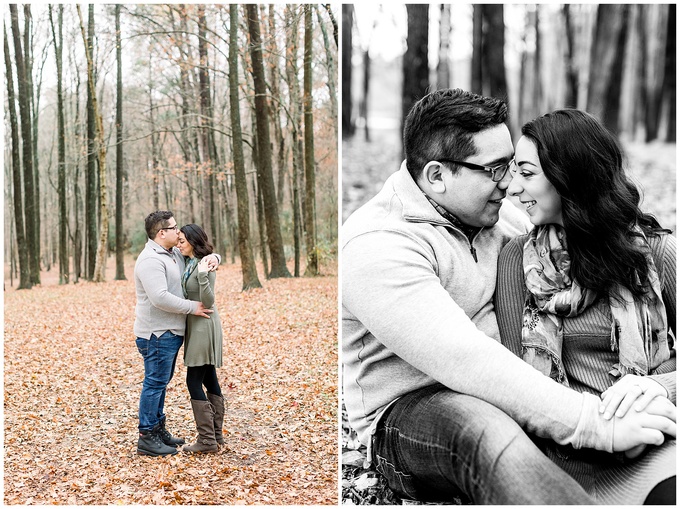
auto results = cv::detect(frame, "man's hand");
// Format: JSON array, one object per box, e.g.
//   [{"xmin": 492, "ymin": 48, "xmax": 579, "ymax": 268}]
[
  {"xmin": 612, "ymin": 395, "xmax": 676, "ymax": 454},
  {"xmin": 600, "ymin": 374, "xmax": 668, "ymax": 420},
  {"xmin": 204, "ymin": 254, "xmax": 219, "ymax": 272},
  {"xmin": 192, "ymin": 302, "xmax": 214, "ymax": 318}
]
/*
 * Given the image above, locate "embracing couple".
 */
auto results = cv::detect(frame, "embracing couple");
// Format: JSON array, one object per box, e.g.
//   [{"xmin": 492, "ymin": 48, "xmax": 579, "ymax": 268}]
[
  {"xmin": 342, "ymin": 89, "xmax": 676, "ymax": 504},
  {"xmin": 134, "ymin": 210, "xmax": 225, "ymax": 457}
]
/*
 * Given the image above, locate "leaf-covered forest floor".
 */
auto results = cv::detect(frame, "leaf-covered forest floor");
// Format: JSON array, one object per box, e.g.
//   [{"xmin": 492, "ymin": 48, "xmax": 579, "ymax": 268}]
[
  {"xmin": 342, "ymin": 125, "xmax": 676, "ymax": 505},
  {"xmin": 4, "ymin": 257, "xmax": 338, "ymax": 505}
]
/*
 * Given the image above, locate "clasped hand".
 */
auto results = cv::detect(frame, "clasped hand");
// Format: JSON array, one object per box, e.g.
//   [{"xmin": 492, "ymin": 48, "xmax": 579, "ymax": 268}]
[
  {"xmin": 600, "ymin": 374, "xmax": 669, "ymax": 420},
  {"xmin": 611, "ymin": 394, "xmax": 676, "ymax": 458}
]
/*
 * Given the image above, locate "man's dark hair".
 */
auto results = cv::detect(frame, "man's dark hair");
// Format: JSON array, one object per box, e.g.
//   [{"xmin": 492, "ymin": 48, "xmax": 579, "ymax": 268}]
[
  {"xmin": 403, "ymin": 88, "xmax": 508, "ymax": 180},
  {"xmin": 179, "ymin": 224, "xmax": 214, "ymax": 259},
  {"xmin": 145, "ymin": 210, "xmax": 174, "ymax": 239}
]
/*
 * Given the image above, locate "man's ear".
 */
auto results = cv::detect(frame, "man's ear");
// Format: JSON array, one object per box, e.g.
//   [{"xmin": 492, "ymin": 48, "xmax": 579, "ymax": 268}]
[{"xmin": 422, "ymin": 161, "xmax": 447, "ymax": 194}]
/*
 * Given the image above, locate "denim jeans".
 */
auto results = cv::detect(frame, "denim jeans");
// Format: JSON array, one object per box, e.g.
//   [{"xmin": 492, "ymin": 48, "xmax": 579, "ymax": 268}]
[
  {"xmin": 372, "ymin": 383, "xmax": 595, "ymax": 505},
  {"xmin": 136, "ymin": 331, "xmax": 183, "ymax": 432}
]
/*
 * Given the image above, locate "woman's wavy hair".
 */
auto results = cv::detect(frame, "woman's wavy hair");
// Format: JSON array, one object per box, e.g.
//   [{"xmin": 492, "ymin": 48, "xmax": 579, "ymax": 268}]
[
  {"xmin": 179, "ymin": 223, "xmax": 214, "ymax": 259},
  {"xmin": 521, "ymin": 109, "xmax": 670, "ymax": 298}
]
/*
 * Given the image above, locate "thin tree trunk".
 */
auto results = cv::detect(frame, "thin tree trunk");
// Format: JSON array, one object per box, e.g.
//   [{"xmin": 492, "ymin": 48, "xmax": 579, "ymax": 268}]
[
  {"xmin": 85, "ymin": 4, "xmax": 97, "ymax": 280},
  {"xmin": 664, "ymin": 4, "xmax": 676, "ymax": 142},
  {"xmin": 285, "ymin": 5, "xmax": 303, "ymax": 277},
  {"xmin": 562, "ymin": 5, "xmax": 578, "ymax": 107},
  {"xmin": 303, "ymin": 5, "xmax": 318, "ymax": 276},
  {"xmin": 4, "ymin": 22, "xmax": 31, "ymax": 289},
  {"xmin": 471, "ymin": 6, "xmax": 483, "ymax": 95},
  {"xmin": 115, "ymin": 4, "xmax": 126, "ymax": 280},
  {"xmin": 341, "ymin": 4, "xmax": 354, "ymax": 138},
  {"xmin": 246, "ymin": 4, "xmax": 291, "ymax": 278},
  {"xmin": 437, "ymin": 4, "xmax": 451, "ymax": 89},
  {"xmin": 77, "ymin": 5, "xmax": 109, "ymax": 283},
  {"xmin": 316, "ymin": 5, "xmax": 338, "ymax": 139},
  {"xmin": 229, "ymin": 4, "xmax": 261, "ymax": 290},
  {"xmin": 49, "ymin": 5, "xmax": 68, "ymax": 284}
]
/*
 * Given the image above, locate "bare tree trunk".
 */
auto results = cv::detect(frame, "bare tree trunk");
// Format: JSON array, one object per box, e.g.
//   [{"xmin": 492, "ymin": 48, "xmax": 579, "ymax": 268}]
[
  {"xmin": 115, "ymin": 4, "xmax": 126, "ymax": 280},
  {"xmin": 562, "ymin": 5, "xmax": 579, "ymax": 108},
  {"xmin": 664, "ymin": 4, "xmax": 676, "ymax": 142},
  {"xmin": 229, "ymin": 4, "xmax": 261, "ymax": 290},
  {"xmin": 85, "ymin": 4, "xmax": 97, "ymax": 280},
  {"xmin": 471, "ymin": 6, "xmax": 483, "ymax": 95},
  {"xmin": 402, "ymin": 4, "xmax": 429, "ymax": 150},
  {"xmin": 10, "ymin": 4, "xmax": 40, "ymax": 285},
  {"xmin": 246, "ymin": 4, "xmax": 291, "ymax": 278},
  {"xmin": 49, "ymin": 5, "xmax": 68, "ymax": 285},
  {"xmin": 315, "ymin": 5, "xmax": 338, "ymax": 139},
  {"xmin": 341, "ymin": 4, "xmax": 354, "ymax": 138},
  {"xmin": 437, "ymin": 4, "xmax": 451, "ymax": 89},
  {"xmin": 148, "ymin": 61, "xmax": 160, "ymax": 211},
  {"xmin": 303, "ymin": 5, "xmax": 318, "ymax": 276},
  {"xmin": 285, "ymin": 5, "xmax": 303, "ymax": 277},
  {"xmin": 587, "ymin": 4, "xmax": 630, "ymax": 134},
  {"xmin": 77, "ymin": 5, "xmax": 109, "ymax": 283},
  {"xmin": 4, "ymin": 22, "xmax": 31, "ymax": 289},
  {"xmin": 482, "ymin": 5, "xmax": 508, "ymax": 101}
]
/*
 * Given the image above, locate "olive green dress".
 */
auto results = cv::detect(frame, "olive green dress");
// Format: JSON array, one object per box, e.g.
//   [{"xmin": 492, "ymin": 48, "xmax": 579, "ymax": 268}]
[{"xmin": 183, "ymin": 261, "xmax": 223, "ymax": 367}]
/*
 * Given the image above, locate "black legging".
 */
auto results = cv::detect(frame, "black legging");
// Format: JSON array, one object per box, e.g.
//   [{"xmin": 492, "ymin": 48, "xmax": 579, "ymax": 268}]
[{"xmin": 186, "ymin": 364, "xmax": 222, "ymax": 401}]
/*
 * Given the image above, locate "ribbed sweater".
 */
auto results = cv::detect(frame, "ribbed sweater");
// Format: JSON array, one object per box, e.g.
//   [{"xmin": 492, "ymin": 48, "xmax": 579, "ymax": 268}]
[
  {"xmin": 495, "ymin": 231, "xmax": 676, "ymax": 504},
  {"xmin": 495, "ymin": 232, "xmax": 676, "ymax": 403}
]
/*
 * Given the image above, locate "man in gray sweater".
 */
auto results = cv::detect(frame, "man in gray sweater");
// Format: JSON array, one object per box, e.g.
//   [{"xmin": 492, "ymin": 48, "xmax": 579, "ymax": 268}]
[
  {"xmin": 342, "ymin": 89, "xmax": 676, "ymax": 503},
  {"xmin": 134, "ymin": 210, "xmax": 218, "ymax": 457}
]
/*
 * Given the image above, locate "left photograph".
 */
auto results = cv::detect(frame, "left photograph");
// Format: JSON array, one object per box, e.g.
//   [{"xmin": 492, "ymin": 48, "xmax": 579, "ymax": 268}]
[{"xmin": 4, "ymin": 4, "xmax": 338, "ymax": 505}]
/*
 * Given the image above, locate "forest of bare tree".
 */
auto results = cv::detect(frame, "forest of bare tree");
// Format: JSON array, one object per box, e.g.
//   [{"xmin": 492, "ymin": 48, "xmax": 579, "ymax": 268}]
[{"xmin": 4, "ymin": 4, "xmax": 338, "ymax": 290}]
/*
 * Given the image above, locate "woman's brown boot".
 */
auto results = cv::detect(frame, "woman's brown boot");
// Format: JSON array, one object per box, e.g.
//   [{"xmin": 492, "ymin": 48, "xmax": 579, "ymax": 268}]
[
  {"xmin": 182, "ymin": 399, "xmax": 218, "ymax": 453},
  {"xmin": 206, "ymin": 393, "xmax": 226, "ymax": 445}
]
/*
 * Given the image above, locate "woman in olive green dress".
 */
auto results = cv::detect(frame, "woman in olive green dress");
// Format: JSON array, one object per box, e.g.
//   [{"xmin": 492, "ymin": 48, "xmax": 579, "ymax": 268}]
[{"xmin": 177, "ymin": 224, "xmax": 225, "ymax": 453}]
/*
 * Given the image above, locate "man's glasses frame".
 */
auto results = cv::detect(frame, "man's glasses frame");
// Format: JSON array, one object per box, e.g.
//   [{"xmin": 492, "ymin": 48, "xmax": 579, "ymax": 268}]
[
  {"xmin": 437, "ymin": 158, "xmax": 515, "ymax": 182},
  {"xmin": 159, "ymin": 225, "xmax": 179, "ymax": 232}
]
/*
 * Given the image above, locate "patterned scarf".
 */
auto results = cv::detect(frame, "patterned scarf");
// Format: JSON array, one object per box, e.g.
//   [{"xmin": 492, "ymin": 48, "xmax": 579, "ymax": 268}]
[
  {"xmin": 521, "ymin": 224, "xmax": 670, "ymax": 386},
  {"xmin": 181, "ymin": 257, "xmax": 198, "ymax": 298}
]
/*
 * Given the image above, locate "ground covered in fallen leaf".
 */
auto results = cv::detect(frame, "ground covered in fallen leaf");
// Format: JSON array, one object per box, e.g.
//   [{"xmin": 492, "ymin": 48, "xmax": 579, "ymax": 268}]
[{"xmin": 4, "ymin": 257, "xmax": 338, "ymax": 505}]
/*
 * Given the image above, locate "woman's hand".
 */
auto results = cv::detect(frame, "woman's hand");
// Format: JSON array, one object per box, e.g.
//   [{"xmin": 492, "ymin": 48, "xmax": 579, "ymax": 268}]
[
  {"xmin": 197, "ymin": 257, "xmax": 210, "ymax": 274},
  {"xmin": 618, "ymin": 396, "xmax": 677, "ymax": 459},
  {"xmin": 600, "ymin": 374, "xmax": 668, "ymax": 420},
  {"xmin": 612, "ymin": 395, "xmax": 676, "ymax": 454}
]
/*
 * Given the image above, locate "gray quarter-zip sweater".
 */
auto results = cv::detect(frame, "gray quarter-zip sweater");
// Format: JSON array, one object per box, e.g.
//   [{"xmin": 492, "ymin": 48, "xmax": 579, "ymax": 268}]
[{"xmin": 134, "ymin": 239, "xmax": 197, "ymax": 339}]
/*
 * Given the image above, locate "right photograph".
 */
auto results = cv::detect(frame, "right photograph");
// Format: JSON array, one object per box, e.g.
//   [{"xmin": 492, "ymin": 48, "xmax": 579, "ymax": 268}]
[{"xmin": 341, "ymin": 4, "xmax": 676, "ymax": 505}]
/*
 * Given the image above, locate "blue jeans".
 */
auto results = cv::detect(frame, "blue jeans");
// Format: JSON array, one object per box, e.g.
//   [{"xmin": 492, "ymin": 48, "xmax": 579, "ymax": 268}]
[
  {"xmin": 136, "ymin": 331, "xmax": 183, "ymax": 432},
  {"xmin": 373, "ymin": 383, "xmax": 595, "ymax": 505}
]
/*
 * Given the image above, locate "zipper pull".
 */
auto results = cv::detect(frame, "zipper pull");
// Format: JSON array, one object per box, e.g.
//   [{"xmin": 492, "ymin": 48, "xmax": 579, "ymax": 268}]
[{"xmin": 470, "ymin": 245, "xmax": 478, "ymax": 263}]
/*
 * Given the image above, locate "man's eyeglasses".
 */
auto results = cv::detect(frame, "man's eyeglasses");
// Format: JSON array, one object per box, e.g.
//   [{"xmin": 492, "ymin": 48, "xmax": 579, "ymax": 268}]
[
  {"xmin": 437, "ymin": 158, "xmax": 515, "ymax": 182},
  {"xmin": 160, "ymin": 225, "xmax": 179, "ymax": 232}
]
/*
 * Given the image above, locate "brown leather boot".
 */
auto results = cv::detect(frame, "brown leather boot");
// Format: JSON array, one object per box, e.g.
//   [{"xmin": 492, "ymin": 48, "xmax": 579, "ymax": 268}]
[
  {"xmin": 182, "ymin": 399, "xmax": 218, "ymax": 453},
  {"xmin": 207, "ymin": 393, "xmax": 226, "ymax": 445}
]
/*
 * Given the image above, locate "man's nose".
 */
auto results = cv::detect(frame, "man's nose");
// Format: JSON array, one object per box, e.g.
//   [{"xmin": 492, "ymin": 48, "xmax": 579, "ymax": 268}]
[{"xmin": 496, "ymin": 169, "xmax": 513, "ymax": 191}]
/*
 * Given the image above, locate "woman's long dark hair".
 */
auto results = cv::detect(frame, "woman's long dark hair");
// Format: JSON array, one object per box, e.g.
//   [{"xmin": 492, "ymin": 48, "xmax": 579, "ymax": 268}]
[
  {"xmin": 521, "ymin": 109, "xmax": 669, "ymax": 298},
  {"xmin": 180, "ymin": 223, "xmax": 214, "ymax": 259}
]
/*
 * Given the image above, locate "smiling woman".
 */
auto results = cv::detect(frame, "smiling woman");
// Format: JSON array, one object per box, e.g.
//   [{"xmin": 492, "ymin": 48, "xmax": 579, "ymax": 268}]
[
  {"xmin": 508, "ymin": 136, "xmax": 563, "ymax": 226},
  {"xmin": 496, "ymin": 108, "xmax": 676, "ymax": 505}
]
